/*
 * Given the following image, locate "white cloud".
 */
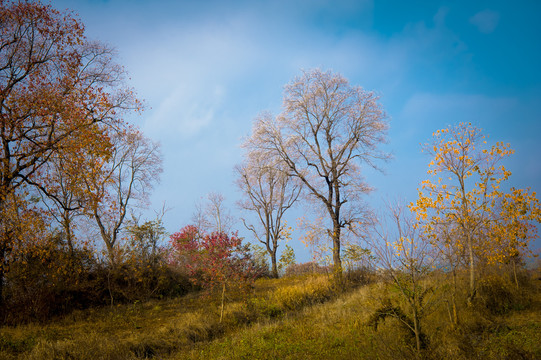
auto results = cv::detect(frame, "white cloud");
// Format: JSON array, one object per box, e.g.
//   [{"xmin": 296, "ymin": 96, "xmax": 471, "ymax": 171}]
[
  {"xmin": 144, "ymin": 84, "xmax": 225, "ymax": 139},
  {"xmin": 433, "ymin": 6, "xmax": 449, "ymax": 28},
  {"xmin": 470, "ymin": 9, "xmax": 500, "ymax": 34}
]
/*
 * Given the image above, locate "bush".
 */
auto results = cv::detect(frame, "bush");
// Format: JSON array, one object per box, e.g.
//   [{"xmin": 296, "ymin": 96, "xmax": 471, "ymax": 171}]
[
  {"xmin": 2, "ymin": 240, "xmax": 102, "ymax": 324},
  {"xmin": 475, "ymin": 274, "xmax": 532, "ymax": 315},
  {"xmin": 94, "ymin": 261, "xmax": 192, "ymax": 305},
  {"xmin": 284, "ymin": 261, "xmax": 330, "ymax": 277},
  {"xmin": 2, "ymin": 238, "xmax": 192, "ymax": 324},
  {"xmin": 345, "ymin": 266, "xmax": 374, "ymax": 286}
]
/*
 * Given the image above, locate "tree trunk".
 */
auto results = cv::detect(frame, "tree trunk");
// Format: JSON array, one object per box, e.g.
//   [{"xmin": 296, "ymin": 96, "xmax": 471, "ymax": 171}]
[
  {"xmin": 332, "ymin": 222, "xmax": 343, "ymax": 281},
  {"xmin": 0, "ymin": 262, "xmax": 4, "ymax": 322},
  {"xmin": 0, "ymin": 244, "xmax": 6, "ymax": 322},
  {"xmin": 63, "ymin": 213, "xmax": 74, "ymax": 258},
  {"xmin": 95, "ymin": 213, "xmax": 117, "ymax": 266},
  {"xmin": 446, "ymin": 301, "xmax": 454, "ymax": 328},
  {"xmin": 413, "ymin": 309, "xmax": 421, "ymax": 356},
  {"xmin": 451, "ymin": 268, "xmax": 459, "ymax": 327},
  {"xmin": 513, "ymin": 259, "xmax": 519, "ymax": 290},
  {"xmin": 467, "ymin": 232, "xmax": 476, "ymax": 303},
  {"xmin": 220, "ymin": 282, "xmax": 226, "ymax": 323},
  {"xmin": 62, "ymin": 214, "xmax": 76, "ymax": 274},
  {"xmin": 271, "ymin": 251, "xmax": 278, "ymax": 278},
  {"xmin": 460, "ymin": 179, "xmax": 476, "ymax": 303},
  {"xmin": 106, "ymin": 242, "xmax": 115, "ymax": 265},
  {"xmin": 107, "ymin": 266, "xmax": 115, "ymax": 307}
]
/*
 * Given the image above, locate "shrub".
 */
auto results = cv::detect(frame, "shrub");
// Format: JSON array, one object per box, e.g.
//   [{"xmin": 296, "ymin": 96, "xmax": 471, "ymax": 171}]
[
  {"xmin": 345, "ymin": 266, "xmax": 374, "ymax": 286},
  {"xmin": 475, "ymin": 274, "xmax": 532, "ymax": 315},
  {"xmin": 93, "ymin": 261, "xmax": 192, "ymax": 305},
  {"xmin": 169, "ymin": 227, "xmax": 259, "ymax": 322},
  {"xmin": 284, "ymin": 261, "xmax": 330, "ymax": 277},
  {"xmin": 2, "ymin": 237, "xmax": 192, "ymax": 325},
  {"xmin": 2, "ymin": 237, "xmax": 101, "ymax": 324}
]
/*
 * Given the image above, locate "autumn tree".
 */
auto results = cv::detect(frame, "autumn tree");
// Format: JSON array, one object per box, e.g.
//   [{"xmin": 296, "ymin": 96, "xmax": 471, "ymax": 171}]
[
  {"xmin": 486, "ymin": 188, "xmax": 540, "ymax": 288},
  {"xmin": 125, "ymin": 209, "xmax": 167, "ymax": 267},
  {"xmin": 278, "ymin": 244, "xmax": 296, "ymax": 275},
  {"xmin": 235, "ymin": 151, "xmax": 301, "ymax": 278},
  {"xmin": 248, "ymin": 242, "xmax": 272, "ymax": 276},
  {"xmin": 0, "ymin": 1, "xmax": 138, "ymax": 303},
  {"xmin": 0, "ymin": 189, "xmax": 48, "ymax": 312},
  {"xmin": 343, "ymin": 243, "xmax": 373, "ymax": 273},
  {"xmin": 167, "ymin": 225, "xmax": 198, "ymax": 269},
  {"xmin": 112, "ymin": 208, "xmax": 171, "ymax": 300},
  {"xmin": 170, "ymin": 227, "xmax": 257, "ymax": 322},
  {"xmin": 36, "ymin": 157, "xmax": 86, "ymax": 257},
  {"xmin": 86, "ymin": 128, "xmax": 162, "ymax": 265},
  {"xmin": 410, "ymin": 123, "xmax": 540, "ymax": 301},
  {"xmin": 247, "ymin": 69, "xmax": 388, "ymax": 277},
  {"xmin": 35, "ymin": 118, "xmax": 113, "ymax": 258}
]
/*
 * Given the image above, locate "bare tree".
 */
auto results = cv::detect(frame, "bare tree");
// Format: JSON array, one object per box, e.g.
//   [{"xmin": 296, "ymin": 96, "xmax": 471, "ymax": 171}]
[
  {"xmin": 371, "ymin": 202, "xmax": 440, "ymax": 355},
  {"xmin": 247, "ymin": 69, "xmax": 388, "ymax": 276},
  {"xmin": 192, "ymin": 192, "xmax": 235, "ymax": 235},
  {"xmin": 86, "ymin": 129, "xmax": 162, "ymax": 264},
  {"xmin": 207, "ymin": 192, "xmax": 228, "ymax": 234},
  {"xmin": 235, "ymin": 154, "xmax": 301, "ymax": 278}
]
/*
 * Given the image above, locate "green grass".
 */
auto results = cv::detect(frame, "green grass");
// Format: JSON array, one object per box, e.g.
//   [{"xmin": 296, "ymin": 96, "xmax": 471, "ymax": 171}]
[
  {"xmin": 179, "ymin": 284, "xmax": 378, "ymax": 360},
  {"xmin": 1, "ymin": 273, "xmax": 539, "ymax": 359}
]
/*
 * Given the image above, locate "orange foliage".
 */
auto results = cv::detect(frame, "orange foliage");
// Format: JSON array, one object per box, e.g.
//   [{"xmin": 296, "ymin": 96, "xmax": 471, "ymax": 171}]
[
  {"xmin": 410, "ymin": 123, "xmax": 540, "ymax": 297},
  {"xmin": 0, "ymin": 0, "xmax": 140, "ymax": 305}
]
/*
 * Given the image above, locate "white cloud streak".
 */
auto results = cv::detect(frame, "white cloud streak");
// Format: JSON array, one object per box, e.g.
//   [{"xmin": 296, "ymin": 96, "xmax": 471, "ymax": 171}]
[{"xmin": 470, "ymin": 9, "xmax": 500, "ymax": 34}]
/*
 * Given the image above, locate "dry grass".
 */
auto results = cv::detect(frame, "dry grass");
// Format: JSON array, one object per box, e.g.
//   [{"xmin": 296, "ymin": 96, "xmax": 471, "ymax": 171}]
[
  {"xmin": 0, "ymin": 274, "xmax": 340, "ymax": 359},
  {"xmin": 174, "ymin": 274, "xmax": 541, "ymax": 360},
  {"xmin": 1, "ymin": 272, "xmax": 539, "ymax": 359}
]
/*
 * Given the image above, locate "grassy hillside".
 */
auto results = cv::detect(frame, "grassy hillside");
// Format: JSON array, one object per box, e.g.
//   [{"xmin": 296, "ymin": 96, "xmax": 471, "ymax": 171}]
[
  {"xmin": 0, "ymin": 272, "xmax": 539, "ymax": 359},
  {"xmin": 177, "ymin": 273, "xmax": 541, "ymax": 360}
]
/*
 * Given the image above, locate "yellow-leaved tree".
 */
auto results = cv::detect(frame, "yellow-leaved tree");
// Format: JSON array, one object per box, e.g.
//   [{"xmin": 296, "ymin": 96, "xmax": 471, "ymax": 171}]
[{"xmin": 410, "ymin": 122, "xmax": 540, "ymax": 302}]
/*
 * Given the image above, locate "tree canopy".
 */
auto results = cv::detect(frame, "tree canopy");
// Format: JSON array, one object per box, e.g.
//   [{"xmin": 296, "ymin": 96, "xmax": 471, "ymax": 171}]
[{"xmin": 246, "ymin": 69, "xmax": 388, "ymax": 276}]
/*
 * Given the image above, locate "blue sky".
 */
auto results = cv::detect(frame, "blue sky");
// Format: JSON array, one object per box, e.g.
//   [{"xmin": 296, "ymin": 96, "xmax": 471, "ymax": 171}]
[{"xmin": 51, "ymin": 0, "xmax": 541, "ymax": 262}]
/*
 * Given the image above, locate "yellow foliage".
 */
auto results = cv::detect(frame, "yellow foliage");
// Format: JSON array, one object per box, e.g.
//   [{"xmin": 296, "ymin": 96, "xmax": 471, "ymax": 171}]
[{"xmin": 410, "ymin": 122, "xmax": 540, "ymax": 284}]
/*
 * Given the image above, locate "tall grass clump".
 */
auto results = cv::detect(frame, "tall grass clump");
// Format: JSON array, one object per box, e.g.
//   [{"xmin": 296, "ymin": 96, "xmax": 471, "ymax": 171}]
[{"xmin": 272, "ymin": 275, "xmax": 334, "ymax": 311}]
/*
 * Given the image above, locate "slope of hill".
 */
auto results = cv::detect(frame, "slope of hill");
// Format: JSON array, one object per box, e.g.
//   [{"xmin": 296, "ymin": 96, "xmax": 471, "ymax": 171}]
[{"xmin": 0, "ymin": 272, "xmax": 539, "ymax": 359}]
